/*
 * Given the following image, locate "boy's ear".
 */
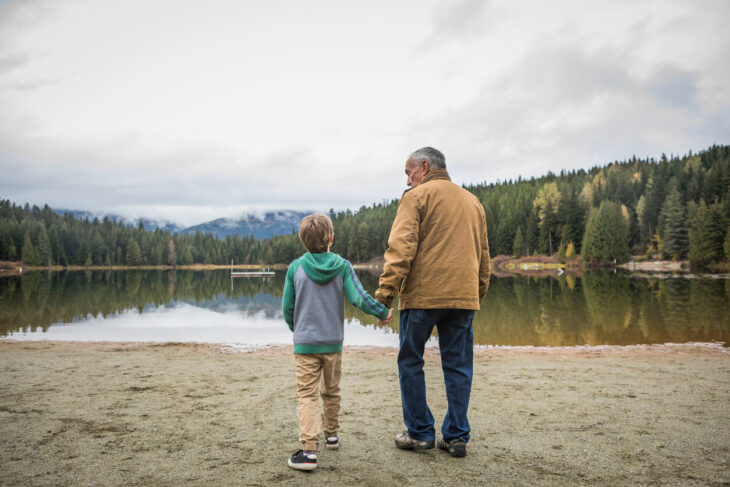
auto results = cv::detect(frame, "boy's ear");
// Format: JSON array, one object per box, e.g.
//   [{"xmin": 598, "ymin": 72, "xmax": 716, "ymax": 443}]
[{"xmin": 329, "ymin": 233, "xmax": 334, "ymax": 244}]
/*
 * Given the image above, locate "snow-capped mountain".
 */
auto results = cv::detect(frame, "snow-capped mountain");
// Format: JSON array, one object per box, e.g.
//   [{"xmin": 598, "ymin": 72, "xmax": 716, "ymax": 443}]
[
  {"xmin": 53, "ymin": 208, "xmax": 311, "ymax": 239},
  {"xmin": 53, "ymin": 209, "xmax": 186, "ymax": 234},
  {"xmin": 179, "ymin": 210, "xmax": 310, "ymax": 239}
]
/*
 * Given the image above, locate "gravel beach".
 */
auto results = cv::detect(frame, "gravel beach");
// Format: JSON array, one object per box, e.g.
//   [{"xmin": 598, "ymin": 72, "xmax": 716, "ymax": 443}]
[{"xmin": 1, "ymin": 341, "xmax": 728, "ymax": 486}]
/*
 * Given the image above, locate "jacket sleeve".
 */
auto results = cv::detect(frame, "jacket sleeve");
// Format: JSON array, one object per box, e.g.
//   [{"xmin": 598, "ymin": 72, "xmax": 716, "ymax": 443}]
[
  {"xmin": 478, "ymin": 208, "xmax": 491, "ymax": 301},
  {"xmin": 375, "ymin": 191, "xmax": 420, "ymax": 308},
  {"xmin": 343, "ymin": 263, "xmax": 390, "ymax": 320},
  {"xmin": 282, "ymin": 262, "xmax": 297, "ymax": 331}
]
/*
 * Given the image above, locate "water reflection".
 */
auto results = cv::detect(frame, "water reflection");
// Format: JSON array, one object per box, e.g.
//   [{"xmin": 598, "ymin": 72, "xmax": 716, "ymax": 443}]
[{"xmin": 1, "ymin": 270, "xmax": 728, "ymax": 347}]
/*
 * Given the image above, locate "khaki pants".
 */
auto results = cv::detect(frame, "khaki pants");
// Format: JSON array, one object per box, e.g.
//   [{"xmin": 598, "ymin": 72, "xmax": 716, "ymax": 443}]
[{"xmin": 295, "ymin": 352, "xmax": 342, "ymax": 451}]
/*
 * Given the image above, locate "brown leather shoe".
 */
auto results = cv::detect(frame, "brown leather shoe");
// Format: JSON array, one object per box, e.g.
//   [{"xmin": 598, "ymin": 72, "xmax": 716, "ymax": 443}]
[
  {"xmin": 436, "ymin": 436, "xmax": 467, "ymax": 457},
  {"xmin": 394, "ymin": 431, "xmax": 435, "ymax": 450}
]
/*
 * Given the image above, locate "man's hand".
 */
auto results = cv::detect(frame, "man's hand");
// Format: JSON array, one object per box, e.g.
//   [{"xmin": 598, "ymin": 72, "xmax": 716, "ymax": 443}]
[{"xmin": 378, "ymin": 308, "xmax": 394, "ymax": 325}]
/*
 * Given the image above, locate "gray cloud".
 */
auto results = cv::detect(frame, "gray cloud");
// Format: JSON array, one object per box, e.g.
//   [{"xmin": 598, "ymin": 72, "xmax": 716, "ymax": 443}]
[
  {"xmin": 409, "ymin": 30, "xmax": 727, "ymax": 184},
  {"xmin": 416, "ymin": 0, "xmax": 490, "ymax": 51},
  {"xmin": 645, "ymin": 66, "xmax": 698, "ymax": 110},
  {"xmin": 0, "ymin": 52, "xmax": 28, "ymax": 72},
  {"xmin": 432, "ymin": 0, "xmax": 488, "ymax": 38},
  {"xmin": 0, "ymin": 0, "xmax": 59, "ymax": 30},
  {"xmin": 7, "ymin": 77, "xmax": 57, "ymax": 90},
  {"xmin": 0, "ymin": 128, "xmax": 398, "ymax": 225}
]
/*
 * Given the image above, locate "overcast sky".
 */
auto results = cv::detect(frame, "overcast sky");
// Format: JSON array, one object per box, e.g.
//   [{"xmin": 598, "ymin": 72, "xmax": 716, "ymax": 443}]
[{"xmin": 1, "ymin": 0, "xmax": 728, "ymax": 225}]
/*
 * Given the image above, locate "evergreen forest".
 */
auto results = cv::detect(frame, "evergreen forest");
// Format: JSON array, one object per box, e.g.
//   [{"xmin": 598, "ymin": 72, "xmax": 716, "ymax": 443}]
[{"xmin": 2, "ymin": 144, "xmax": 729, "ymax": 270}]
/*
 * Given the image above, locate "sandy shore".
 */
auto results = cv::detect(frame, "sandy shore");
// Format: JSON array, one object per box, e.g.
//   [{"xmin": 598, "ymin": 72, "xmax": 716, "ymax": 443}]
[{"xmin": 1, "ymin": 341, "xmax": 728, "ymax": 486}]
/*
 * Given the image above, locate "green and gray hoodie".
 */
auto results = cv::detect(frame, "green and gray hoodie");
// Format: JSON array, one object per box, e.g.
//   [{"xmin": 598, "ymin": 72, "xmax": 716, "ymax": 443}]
[{"xmin": 282, "ymin": 252, "xmax": 389, "ymax": 354}]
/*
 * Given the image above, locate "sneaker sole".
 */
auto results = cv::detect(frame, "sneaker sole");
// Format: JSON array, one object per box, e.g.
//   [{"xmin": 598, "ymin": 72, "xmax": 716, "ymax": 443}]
[
  {"xmin": 287, "ymin": 459, "xmax": 317, "ymax": 471},
  {"xmin": 325, "ymin": 443, "xmax": 339, "ymax": 450}
]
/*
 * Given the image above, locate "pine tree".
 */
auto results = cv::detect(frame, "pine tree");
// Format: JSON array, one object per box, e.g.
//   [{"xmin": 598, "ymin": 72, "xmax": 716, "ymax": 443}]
[
  {"xmin": 126, "ymin": 239, "xmax": 142, "ymax": 266},
  {"xmin": 167, "ymin": 238, "xmax": 176, "ymax": 266},
  {"xmin": 182, "ymin": 246, "xmax": 194, "ymax": 265},
  {"xmin": 332, "ymin": 220, "xmax": 351, "ymax": 258},
  {"xmin": 0, "ymin": 233, "xmax": 7, "ymax": 260},
  {"xmin": 539, "ymin": 203, "xmax": 558, "ymax": 254},
  {"xmin": 91, "ymin": 232, "xmax": 106, "ymax": 265},
  {"xmin": 688, "ymin": 200, "xmax": 725, "ymax": 269},
  {"xmin": 22, "ymin": 233, "xmax": 41, "ymax": 266},
  {"xmin": 640, "ymin": 176, "xmax": 666, "ymax": 246},
  {"xmin": 37, "ymin": 224, "xmax": 52, "ymax": 266},
  {"xmin": 495, "ymin": 207, "xmax": 515, "ymax": 255},
  {"xmin": 357, "ymin": 222, "xmax": 372, "ymax": 262},
  {"xmin": 262, "ymin": 247, "xmax": 274, "ymax": 265},
  {"xmin": 661, "ymin": 187, "xmax": 689, "ymax": 260},
  {"xmin": 512, "ymin": 227, "xmax": 526, "ymax": 257},
  {"xmin": 582, "ymin": 201, "xmax": 629, "ymax": 264},
  {"xmin": 533, "ymin": 182, "xmax": 561, "ymax": 254},
  {"xmin": 526, "ymin": 209, "xmax": 539, "ymax": 256},
  {"xmin": 560, "ymin": 188, "xmax": 585, "ymax": 252}
]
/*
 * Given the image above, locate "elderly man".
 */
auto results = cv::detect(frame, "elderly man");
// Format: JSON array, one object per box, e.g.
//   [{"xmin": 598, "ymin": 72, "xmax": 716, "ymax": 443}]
[{"xmin": 375, "ymin": 147, "xmax": 490, "ymax": 458}]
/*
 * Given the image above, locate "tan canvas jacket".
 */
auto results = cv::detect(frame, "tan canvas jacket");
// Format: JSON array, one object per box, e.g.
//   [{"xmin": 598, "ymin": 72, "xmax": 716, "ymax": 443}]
[{"xmin": 375, "ymin": 169, "xmax": 490, "ymax": 310}]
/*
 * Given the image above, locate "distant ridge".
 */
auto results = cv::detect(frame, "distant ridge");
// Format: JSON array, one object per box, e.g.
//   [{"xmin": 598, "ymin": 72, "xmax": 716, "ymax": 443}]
[
  {"xmin": 52, "ymin": 209, "xmax": 185, "ymax": 234},
  {"xmin": 179, "ymin": 211, "xmax": 310, "ymax": 239},
  {"xmin": 52, "ymin": 208, "xmax": 310, "ymax": 240}
]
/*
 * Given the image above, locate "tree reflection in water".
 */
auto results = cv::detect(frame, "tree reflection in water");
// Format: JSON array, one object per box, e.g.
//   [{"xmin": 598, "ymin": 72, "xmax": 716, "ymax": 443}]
[{"xmin": 1, "ymin": 270, "xmax": 728, "ymax": 347}]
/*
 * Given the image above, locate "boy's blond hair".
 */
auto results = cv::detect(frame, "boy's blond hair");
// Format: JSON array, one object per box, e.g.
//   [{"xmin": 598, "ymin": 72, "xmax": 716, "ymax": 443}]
[{"xmin": 298, "ymin": 213, "xmax": 333, "ymax": 253}]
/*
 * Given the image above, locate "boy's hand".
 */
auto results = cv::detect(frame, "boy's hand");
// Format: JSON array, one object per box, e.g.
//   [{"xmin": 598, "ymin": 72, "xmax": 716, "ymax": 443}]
[{"xmin": 378, "ymin": 308, "xmax": 394, "ymax": 325}]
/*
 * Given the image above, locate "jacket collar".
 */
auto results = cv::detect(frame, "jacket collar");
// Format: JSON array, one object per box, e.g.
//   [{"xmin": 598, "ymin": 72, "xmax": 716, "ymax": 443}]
[
  {"xmin": 421, "ymin": 168, "xmax": 451, "ymax": 184},
  {"xmin": 401, "ymin": 168, "xmax": 451, "ymax": 196}
]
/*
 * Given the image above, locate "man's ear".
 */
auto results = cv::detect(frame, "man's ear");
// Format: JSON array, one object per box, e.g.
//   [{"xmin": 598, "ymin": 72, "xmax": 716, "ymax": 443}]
[{"xmin": 423, "ymin": 161, "xmax": 430, "ymax": 174}]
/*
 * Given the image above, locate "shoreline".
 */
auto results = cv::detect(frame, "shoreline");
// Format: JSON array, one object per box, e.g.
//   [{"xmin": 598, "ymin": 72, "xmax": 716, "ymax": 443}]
[
  {"xmin": 2, "ymin": 338, "xmax": 728, "ymax": 356},
  {"xmin": 0, "ymin": 262, "xmax": 287, "ymax": 276},
  {"xmin": 5, "ymin": 257, "xmax": 727, "ymax": 277}
]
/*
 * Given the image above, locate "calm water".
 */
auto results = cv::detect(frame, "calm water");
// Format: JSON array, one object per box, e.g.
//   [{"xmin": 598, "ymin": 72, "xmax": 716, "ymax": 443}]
[{"xmin": 1, "ymin": 269, "xmax": 728, "ymax": 347}]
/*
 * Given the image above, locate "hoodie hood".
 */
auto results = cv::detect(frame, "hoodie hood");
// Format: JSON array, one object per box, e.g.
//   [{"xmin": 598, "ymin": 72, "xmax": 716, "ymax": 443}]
[{"xmin": 298, "ymin": 252, "xmax": 346, "ymax": 284}]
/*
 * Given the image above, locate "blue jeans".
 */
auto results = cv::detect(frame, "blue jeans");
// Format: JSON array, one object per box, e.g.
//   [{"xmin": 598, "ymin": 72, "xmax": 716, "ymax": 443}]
[{"xmin": 398, "ymin": 308, "xmax": 474, "ymax": 443}]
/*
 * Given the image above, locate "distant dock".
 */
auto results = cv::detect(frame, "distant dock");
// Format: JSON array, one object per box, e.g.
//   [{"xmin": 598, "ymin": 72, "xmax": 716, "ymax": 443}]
[
  {"xmin": 230, "ymin": 261, "xmax": 275, "ymax": 277},
  {"xmin": 231, "ymin": 270, "xmax": 275, "ymax": 277}
]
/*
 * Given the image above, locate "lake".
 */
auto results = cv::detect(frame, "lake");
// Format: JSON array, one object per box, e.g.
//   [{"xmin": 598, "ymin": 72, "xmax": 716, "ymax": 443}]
[{"xmin": 1, "ymin": 269, "xmax": 728, "ymax": 348}]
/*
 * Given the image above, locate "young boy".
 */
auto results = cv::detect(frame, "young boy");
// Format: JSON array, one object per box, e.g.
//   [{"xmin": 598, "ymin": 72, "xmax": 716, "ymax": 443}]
[{"xmin": 282, "ymin": 213, "xmax": 392, "ymax": 471}]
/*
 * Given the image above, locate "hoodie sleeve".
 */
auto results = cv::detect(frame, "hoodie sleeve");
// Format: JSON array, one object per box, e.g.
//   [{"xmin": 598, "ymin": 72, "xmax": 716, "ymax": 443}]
[
  {"xmin": 282, "ymin": 261, "xmax": 298, "ymax": 331},
  {"xmin": 343, "ymin": 262, "xmax": 390, "ymax": 320}
]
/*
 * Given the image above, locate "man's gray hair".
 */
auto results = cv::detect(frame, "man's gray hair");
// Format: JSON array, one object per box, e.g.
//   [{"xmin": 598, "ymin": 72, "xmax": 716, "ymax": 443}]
[{"xmin": 408, "ymin": 147, "xmax": 446, "ymax": 169}]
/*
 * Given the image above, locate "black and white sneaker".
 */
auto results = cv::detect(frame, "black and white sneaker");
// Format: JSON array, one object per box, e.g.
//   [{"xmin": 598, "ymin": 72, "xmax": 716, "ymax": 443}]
[
  {"xmin": 288, "ymin": 450, "xmax": 317, "ymax": 470},
  {"xmin": 436, "ymin": 436, "xmax": 467, "ymax": 458},
  {"xmin": 325, "ymin": 435, "xmax": 340, "ymax": 450}
]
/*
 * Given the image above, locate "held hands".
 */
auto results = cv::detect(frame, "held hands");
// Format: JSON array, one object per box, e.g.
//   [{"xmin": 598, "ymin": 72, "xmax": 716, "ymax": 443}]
[{"xmin": 378, "ymin": 308, "xmax": 394, "ymax": 325}]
